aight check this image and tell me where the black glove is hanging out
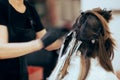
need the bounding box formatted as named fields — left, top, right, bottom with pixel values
left=41, top=27, right=69, bottom=47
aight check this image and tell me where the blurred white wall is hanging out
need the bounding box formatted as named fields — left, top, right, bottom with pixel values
left=81, top=0, right=120, bottom=10
left=81, top=0, right=120, bottom=71
left=109, top=14, right=120, bottom=71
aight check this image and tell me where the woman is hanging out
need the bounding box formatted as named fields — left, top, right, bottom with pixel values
left=48, top=8, right=118, bottom=80
left=0, top=0, right=68, bottom=80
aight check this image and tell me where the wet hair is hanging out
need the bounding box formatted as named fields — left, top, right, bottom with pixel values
left=73, top=8, right=115, bottom=80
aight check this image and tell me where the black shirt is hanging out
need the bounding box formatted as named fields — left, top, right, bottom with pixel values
left=0, top=0, right=44, bottom=80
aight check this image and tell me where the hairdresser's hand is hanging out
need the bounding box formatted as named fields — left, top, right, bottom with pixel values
left=41, top=26, right=69, bottom=47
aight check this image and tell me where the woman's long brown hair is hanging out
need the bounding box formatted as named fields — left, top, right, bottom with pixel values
left=76, top=8, right=116, bottom=80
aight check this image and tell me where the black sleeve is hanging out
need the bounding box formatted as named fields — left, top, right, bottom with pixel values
left=28, top=4, right=44, bottom=32
left=0, top=2, right=8, bottom=26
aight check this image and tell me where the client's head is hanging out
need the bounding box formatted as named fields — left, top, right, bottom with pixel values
left=73, top=8, right=115, bottom=79
left=74, top=8, right=112, bottom=43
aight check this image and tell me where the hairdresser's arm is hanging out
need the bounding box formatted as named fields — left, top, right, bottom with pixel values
left=0, top=25, right=43, bottom=59
left=36, top=29, right=63, bottom=51
left=0, top=25, right=68, bottom=59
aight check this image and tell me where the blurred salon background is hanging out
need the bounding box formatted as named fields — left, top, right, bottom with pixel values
left=22, top=0, right=120, bottom=80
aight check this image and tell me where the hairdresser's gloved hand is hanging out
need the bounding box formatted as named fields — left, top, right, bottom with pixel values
left=41, top=26, right=69, bottom=47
